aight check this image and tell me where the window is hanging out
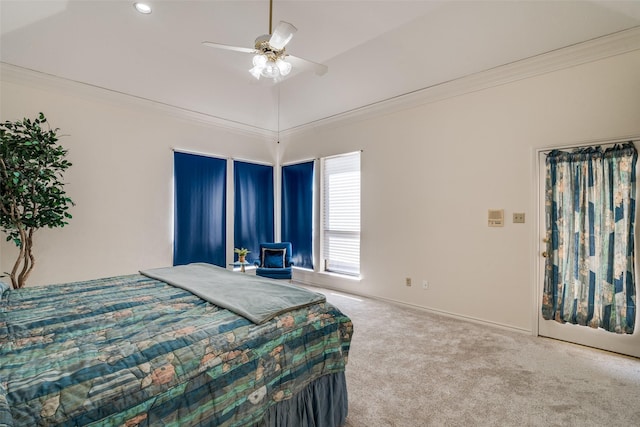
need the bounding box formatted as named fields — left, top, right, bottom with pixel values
left=234, top=161, right=274, bottom=261
left=322, top=152, right=360, bottom=276
left=282, top=161, right=315, bottom=269
left=173, top=152, right=226, bottom=267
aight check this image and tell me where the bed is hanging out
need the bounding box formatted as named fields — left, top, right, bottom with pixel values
left=0, top=263, right=352, bottom=426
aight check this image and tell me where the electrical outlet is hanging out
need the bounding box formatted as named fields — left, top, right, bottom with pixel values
left=422, top=280, right=429, bottom=290
left=513, top=213, right=525, bottom=223
left=405, top=277, right=412, bottom=287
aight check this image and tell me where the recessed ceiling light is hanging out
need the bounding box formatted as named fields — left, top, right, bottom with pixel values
left=134, top=2, right=152, bottom=14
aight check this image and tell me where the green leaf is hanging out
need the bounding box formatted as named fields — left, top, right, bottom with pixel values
left=0, top=112, right=74, bottom=272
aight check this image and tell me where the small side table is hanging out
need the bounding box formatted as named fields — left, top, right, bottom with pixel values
left=229, top=261, right=251, bottom=273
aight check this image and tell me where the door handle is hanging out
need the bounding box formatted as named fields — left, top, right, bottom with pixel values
left=542, top=251, right=549, bottom=258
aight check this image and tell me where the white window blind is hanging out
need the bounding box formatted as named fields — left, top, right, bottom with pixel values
left=322, top=151, right=360, bottom=276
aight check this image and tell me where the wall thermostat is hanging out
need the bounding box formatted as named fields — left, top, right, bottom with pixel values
left=488, top=209, right=504, bottom=227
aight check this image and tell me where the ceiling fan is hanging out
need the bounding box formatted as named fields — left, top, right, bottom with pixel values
left=202, top=0, right=328, bottom=81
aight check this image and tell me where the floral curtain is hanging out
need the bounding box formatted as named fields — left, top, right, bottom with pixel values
left=542, top=143, right=637, bottom=334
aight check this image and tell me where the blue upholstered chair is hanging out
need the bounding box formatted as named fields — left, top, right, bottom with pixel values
left=254, top=242, right=293, bottom=280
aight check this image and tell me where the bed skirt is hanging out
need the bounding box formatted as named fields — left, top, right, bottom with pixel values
left=263, top=372, right=348, bottom=427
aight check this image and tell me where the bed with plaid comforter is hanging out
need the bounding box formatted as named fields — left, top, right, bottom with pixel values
left=0, top=269, right=352, bottom=426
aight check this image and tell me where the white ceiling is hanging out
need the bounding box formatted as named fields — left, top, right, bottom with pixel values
left=2, top=1, right=640, bottom=133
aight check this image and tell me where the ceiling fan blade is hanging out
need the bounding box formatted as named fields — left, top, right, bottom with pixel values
left=202, top=41, right=255, bottom=54
left=287, top=55, right=328, bottom=76
left=269, top=21, right=297, bottom=50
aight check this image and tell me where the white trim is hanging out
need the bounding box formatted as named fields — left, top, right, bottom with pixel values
left=281, top=158, right=317, bottom=167
left=282, top=26, right=640, bottom=137
left=172, top=147, right=228, bottom=160
left=322, top=150, right=364, bottom=161
left=531, top=148, right=544, bottom=337
left=0, top=62, right=276, bottom=140
left=4, top=26, right=640, bottom=137
left=299, top=280, right=530, bottom=335
left=226, top=159, right=235, bottom=267
left=231, top=157, right=274, bottom=167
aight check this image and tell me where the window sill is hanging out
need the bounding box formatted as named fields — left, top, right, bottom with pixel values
left=291, top=267, right=361, bottom=282
left=292, top=266, right=314, bottom=272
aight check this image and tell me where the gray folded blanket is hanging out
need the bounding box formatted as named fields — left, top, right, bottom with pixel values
left=140, top=263, right=326, bottom=324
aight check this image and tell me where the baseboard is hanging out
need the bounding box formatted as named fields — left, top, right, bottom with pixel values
left=297, top=279, right=532, bottom=336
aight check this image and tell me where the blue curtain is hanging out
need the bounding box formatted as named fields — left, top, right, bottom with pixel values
left=282, top=161, right=314, bottom=269
left=173, top=152, right=226, bottom=267
left=234, top=161, right=274, bottom=263
left=542, top=143, right=637, bottom=334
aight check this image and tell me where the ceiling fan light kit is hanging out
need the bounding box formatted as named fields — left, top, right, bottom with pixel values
left=202, top=0, right=327, bottom=82
left=250, top=58, right=291, bottom=80
left=248, top=24, right=295, bottom=80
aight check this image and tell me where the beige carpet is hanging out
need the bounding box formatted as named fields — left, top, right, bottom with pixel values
left=313, top=287, right=640, bottom=427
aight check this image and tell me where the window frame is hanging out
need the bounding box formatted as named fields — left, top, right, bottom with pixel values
left=320, top=151, right=361, bottom=277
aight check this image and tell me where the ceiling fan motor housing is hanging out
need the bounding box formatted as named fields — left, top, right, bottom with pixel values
left=255, top=34, right=286, bottom=61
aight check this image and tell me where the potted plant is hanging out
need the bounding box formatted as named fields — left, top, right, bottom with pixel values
left=234, top=247, right=250, bottom=263
left=0, top=113, right=74, bottom=288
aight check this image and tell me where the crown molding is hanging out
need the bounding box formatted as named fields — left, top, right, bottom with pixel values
left=282, top=26, right=640, bottom=138
left=0, top=62, right=276, bottom=140
left=3, top=25, right=640, bottom=141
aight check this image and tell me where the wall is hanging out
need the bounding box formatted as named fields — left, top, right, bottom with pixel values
left=2, top=49, right=639, bottom=335
left=0, top=67, right=276, bottom=286
left=280, top=49, right=640, bottom=333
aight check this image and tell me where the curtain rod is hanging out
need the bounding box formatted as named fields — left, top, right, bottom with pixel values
left=538, top=135, right=640, bottom=154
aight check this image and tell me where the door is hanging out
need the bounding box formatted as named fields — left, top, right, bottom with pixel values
left=537, top=146, right=640, bottom=358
